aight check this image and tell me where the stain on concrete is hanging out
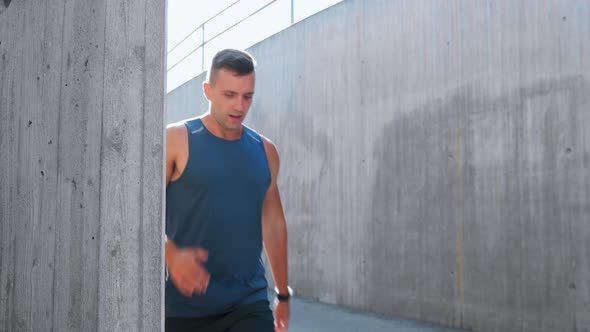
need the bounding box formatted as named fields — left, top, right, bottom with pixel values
left=104, top=123, right=127, bottom=158
left=368, top=76, right=590, bottom=330
left=0, top=0, right=11, bottom=15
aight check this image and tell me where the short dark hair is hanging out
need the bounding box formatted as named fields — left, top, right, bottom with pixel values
left=207, top=49, right=256, bottom=84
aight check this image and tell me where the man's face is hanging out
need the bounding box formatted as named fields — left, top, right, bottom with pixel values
left=204, top=68, right=255, bottom=132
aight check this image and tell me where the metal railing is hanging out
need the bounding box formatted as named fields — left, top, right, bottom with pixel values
left=166, top=0, right=294, bottom=74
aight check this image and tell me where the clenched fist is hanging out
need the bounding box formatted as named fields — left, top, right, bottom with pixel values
left=166, top=241, right=210, bottom=297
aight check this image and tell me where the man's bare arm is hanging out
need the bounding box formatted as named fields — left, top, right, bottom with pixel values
left=262, top=139, right=289, bottom=293
left=261, top=138, right=290, bottom=331
left=166, top=124, right=186, bottom=185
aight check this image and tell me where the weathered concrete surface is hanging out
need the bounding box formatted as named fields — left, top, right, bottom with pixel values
left=0, top=0, right=166, bottom=331
left=166, top=0, right=590, bottom=331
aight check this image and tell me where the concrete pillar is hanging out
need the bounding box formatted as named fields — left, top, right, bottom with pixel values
left=0, top=0, right=165, bottom=331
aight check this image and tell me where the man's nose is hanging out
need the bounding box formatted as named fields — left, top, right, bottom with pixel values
left=234, top=98, right=246, bottom=112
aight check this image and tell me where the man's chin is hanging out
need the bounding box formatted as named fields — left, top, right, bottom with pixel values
left=222, top=123, right=242, bottom=131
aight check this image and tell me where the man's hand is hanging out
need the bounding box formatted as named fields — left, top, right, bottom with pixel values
left=273, top=300, right=290, bottom=332
left=167, top=247, right=210, bottom=297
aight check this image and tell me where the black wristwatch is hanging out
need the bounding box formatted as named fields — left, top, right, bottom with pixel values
left=274, top=286, right=293, bottom=302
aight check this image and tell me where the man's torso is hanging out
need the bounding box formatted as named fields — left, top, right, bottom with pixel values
left=165, top=117, right=271, bottom=317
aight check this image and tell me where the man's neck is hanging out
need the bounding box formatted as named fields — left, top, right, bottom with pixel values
left=201, top=113, right=242, bottom=141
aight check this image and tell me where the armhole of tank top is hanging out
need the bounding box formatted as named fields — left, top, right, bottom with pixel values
left=169, top=121, right=192, bottom=184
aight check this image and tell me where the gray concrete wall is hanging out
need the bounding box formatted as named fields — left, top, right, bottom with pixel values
left=167, top=77, right=204, bottom=124
left=0, top=0, right=165, bottom=331
left=166, top=0, right=590, bottom=331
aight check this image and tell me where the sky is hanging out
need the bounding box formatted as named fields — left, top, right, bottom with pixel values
left=166, top=0, right=342, bottom=92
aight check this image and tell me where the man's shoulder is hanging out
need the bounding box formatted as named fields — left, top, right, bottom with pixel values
left=243, top=125, right=274, bottom=147
left=166, top=121, right=190, bottom=148
left=166, top=122, right=186, bottom=136
left=243, top=126, right=279, bottom=165
left=167, top=116, right=202, bottom=130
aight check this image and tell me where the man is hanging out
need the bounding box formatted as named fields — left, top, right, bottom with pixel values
left=165, top=49, right=291, bottom=332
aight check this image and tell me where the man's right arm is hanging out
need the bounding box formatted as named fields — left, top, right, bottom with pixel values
left=165, top=124, right=210, bottom=297
left=166, top=124, right=182, bottom=185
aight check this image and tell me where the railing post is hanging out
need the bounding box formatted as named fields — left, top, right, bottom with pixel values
left=202, top=25, right=205, bottom=72
left=290, top=0, right=294, bottom=24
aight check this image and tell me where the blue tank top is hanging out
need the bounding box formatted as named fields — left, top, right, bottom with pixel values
left=165, top=117, right=271, bottom=317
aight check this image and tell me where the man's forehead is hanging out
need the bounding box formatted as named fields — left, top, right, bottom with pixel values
left=212, top=69, right=255, bottom=91
left=215, top=68, right=254, bottom=79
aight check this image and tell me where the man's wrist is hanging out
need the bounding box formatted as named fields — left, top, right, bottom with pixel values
left=164, top=239, right=178, bottom=268
left=274, top=286, right=293, bottom=302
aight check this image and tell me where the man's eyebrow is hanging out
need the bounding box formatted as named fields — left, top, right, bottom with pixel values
left=221, top=90, right=254, bottom=95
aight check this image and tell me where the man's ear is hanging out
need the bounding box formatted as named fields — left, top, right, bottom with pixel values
left=202, top=81, right=211, bottom=101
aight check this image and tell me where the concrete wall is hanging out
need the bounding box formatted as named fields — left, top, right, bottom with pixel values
left=0, top=0, right=165, bottom=331
left=166, top=0, right=590, bottom=331
left=167, top=77, right=204, bottom=124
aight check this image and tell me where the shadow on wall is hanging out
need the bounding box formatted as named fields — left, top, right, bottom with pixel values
left=369, top=76, right=590, bottom=327
left=1, top=0, right=11, bottom=12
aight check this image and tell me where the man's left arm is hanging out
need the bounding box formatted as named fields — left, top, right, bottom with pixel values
left=262, top=138, right=289, bottom=332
